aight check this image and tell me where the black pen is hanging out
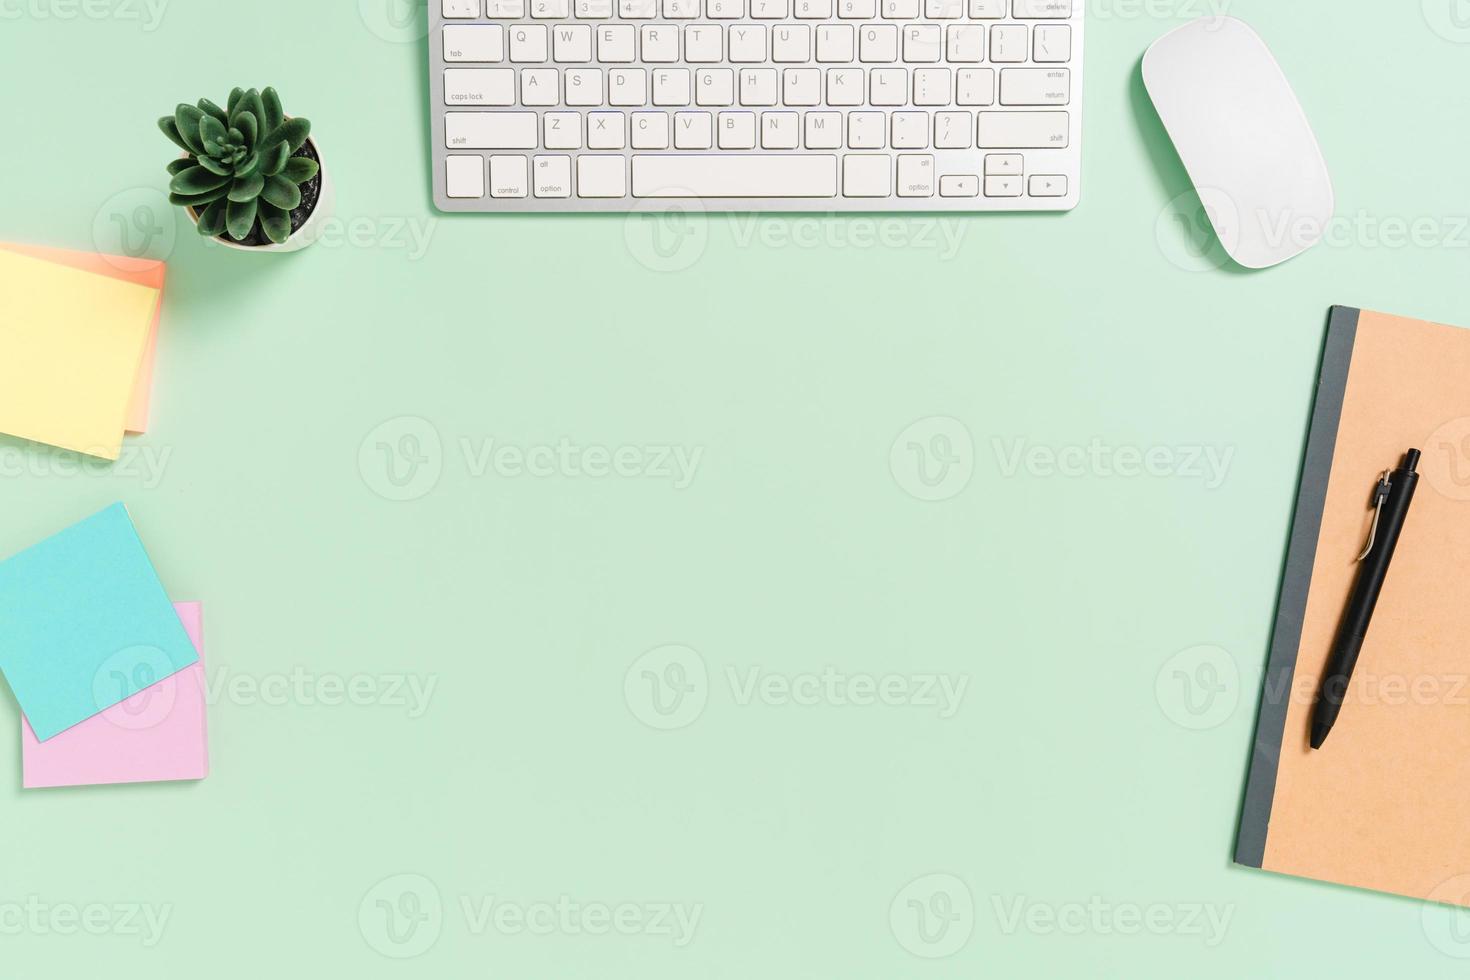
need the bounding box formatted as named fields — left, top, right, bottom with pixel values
left=1311, top=449, right=1421, bottom=749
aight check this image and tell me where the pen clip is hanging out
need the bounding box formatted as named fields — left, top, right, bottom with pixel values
left=1357, top=471, right=1392, bottom=562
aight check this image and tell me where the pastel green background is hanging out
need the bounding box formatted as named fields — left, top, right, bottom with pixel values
left=3, top=0, right=1470, bottom=974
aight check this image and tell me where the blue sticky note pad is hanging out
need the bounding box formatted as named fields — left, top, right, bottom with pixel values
left=0, top=503, right=198, bottom=741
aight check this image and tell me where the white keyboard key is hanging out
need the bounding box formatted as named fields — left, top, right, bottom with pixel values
left=897, top=154, right=934, bottom=196
left=925, top=0, right=963, bottom=17
left=543, top=111, right=582, bottom=148
left=805, top=110, right=842, bottom=148
left=751, top=0, right=789, bottom=16
left=577, top=155, right=627, bottom=197
left=443, top=26, right=504, bottom=63
left=621, top=0, right=658, bottom=15
left=642, top=25, right=679, bottom=62
left=486, top=0, right=525, bottom=14
left=838, top=0, right=877, bottom=17
left=984, top=153, right=1021, bottom=174
left=939, top=173, right=978, bottom=196
left=934, top=110, right=971, bottom=147
left=946, top=24, right=983, bottom=63
left=553, top=24, right=593, bottom=61
left=633, top=110, right=671, bottom=147
left=446, top=155, right=486, bottom=197
left=989, top=25, right=1027, bottom=62
left=444, top=0, right=479, bottom=17
left=674, top=110, right=714, bottom=147
left=565, top=67, right=605, bottom=105
left=664, top=0, right=699, bottom=15
left=718, top=110, right=757, bottom=147
left=842, top=154, right=890, bottom=196
left=817, top=25, right=854, bottom=62
left=880, top=0, right=918, bottom=18
left=984, top=174, right=1021, bottom=196
left=609, top=67, right=648, bottom=105
left=706, top=0, right=743, bottom=16
left=684, top=25, right=723, bottom=62
left=444, top=68, right=515, bottom=106
left=1033, top=24, right=1071, bottom=62
left=967, top=0, right=1002, bottom=16
left=913, top=67, right=950, bottom=105
left=588, top=110, right=627, bottom=147
left=1013, top=0, right=1071, bottom=17
left=446, top=111, right=539, bottom=148
left=773, top=25, right=811, bottom=62
left=730, top=25, right=768, bottom=63
left=977, top=110, right=1067, bottom=147
left=633, top=154, right=838, bottom=196
left=848, top=110, right=885, bottom=148
left=783, top=68, right=821, bottom=106
left=534, top=155, right=573, bottom=196
left=1028, top=174, right=1067, bottom=196
left=826, top=68, right=864, bottom=105
left=696, top=67, right=735, bottom=104
left=521, top=67, right=560, bottom=105
left=794, top=0, right=832, bottom=16
left=490, top=154, right=528, bottom=196
left=653, top=67, right=692, bottom=105
left=739, top=68, right=778, bottom=105
left=891, top=111, right=928, bottom=148
left=761, top=111, right=800, bottom=147
left=860, top=25, right=898, bottom=62
left=869, top=68, right=907, bottom=106
left=956, top=67, right=995, bottom=105
left=903, top=25, right=941, bottom=62
left=1001, top=67, right=1069, bottom=105
left=598, top=24, right=636, bottom=61
left=510, top=25, right=549, bottom=61
left=531, top=0, right=570, bottom=17
left=576, top=0, right=613, bottom=16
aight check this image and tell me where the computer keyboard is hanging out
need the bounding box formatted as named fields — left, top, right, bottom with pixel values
left=430, top=0, right=1082, bottom=212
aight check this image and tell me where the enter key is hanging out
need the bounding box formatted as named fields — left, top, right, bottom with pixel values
left=999, top=68, right=1070, bottom=106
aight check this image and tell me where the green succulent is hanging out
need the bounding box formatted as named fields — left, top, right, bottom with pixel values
left=159, top=87, right=318, bottom=245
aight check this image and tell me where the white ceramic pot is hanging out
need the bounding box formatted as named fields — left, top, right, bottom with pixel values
left=187, top=137, right=334, bottom=254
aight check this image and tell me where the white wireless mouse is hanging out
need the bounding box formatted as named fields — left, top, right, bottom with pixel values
left=1143, top=17, right=1334, bottom=270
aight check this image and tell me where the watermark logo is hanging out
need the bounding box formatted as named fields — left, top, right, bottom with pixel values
left=1424, top=875, right=1470, bottom=957
left=890, top=873, right=974, bottom=959
left=360, top=0, right=428, bottom=42
left=992, top=895, right=1233, bottom=946
left=992, top=438, right=1234, bottom=488
left=0, top=898, right=171, bottom=946
left=92, top=187, right=177, bottom=270
left=359, top=874, right=443, bottom=959
left=890, top=416, right=974, bottom=502
left=728, top=214, right=966, bottom=260
left=625, top=644, right=708, bottom=730
left=1426, top=417, right=1470, bottom=501
left=0, top=0, right=169, bottom=29
left=359, top=416, right=444, bottom=502
left=91, top=646, right=179, bottom=732
left=1424, top=0, right=1470, bottom=43
left=1156, top=186, right=1238, bottom=273
left=625, top=193, right=708, bottom=273
left=1155, top=644, right=1238, bottom=730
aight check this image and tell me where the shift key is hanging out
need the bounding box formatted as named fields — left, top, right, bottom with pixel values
left=977, top=111, right=1068, bottom=148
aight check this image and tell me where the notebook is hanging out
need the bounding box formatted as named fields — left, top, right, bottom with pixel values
left=1237, top=307, right=1470, bottom=906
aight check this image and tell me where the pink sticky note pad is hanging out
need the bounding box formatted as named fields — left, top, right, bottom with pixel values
left=0, top=242, right=165, bottom=435
left=21, top=601, right=209, bottom=789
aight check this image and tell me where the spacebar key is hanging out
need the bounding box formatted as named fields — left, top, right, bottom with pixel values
left=632, top=155, right=838, bottom=198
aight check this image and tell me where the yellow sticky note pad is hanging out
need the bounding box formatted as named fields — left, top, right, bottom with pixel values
left=0, top=250, right=159, bottom=459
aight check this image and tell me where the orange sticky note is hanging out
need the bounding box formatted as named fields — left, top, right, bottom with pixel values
left=0, top=243, right=165, bottom=434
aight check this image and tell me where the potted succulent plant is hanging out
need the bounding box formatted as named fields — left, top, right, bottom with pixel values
left=159, top=87, right=332, bottom=252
